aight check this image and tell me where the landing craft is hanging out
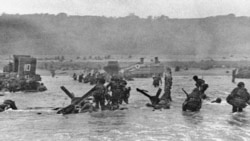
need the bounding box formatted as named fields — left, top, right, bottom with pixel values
left=1, top=55, right=45, bottom=92
left=103, top=57, right=165, bottom=79
left=122, top=57, right=165, bottom=78
left=3, top=55, right=41, bottom=81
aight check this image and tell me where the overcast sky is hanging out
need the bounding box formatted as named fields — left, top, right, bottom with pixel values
left=0, top=0, right=250, bottom=18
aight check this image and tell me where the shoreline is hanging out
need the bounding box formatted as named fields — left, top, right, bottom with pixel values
left=35, top=67, right=233, bottom=77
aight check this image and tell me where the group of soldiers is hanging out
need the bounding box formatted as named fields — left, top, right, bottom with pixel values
left=182, top=75, right=209, bottom=112
left=60, top=74, right=131, bottom=114
left=69, top=69, right=250, bottom=114
left=73, top=70, right=110, bottom=85
left=2, top=68, right=250, bottom=114
left=149, top=73, right=207, bottom=112
left=182, top=75, right=250, bottom=113
left=0, top=77, right=47, bottom=93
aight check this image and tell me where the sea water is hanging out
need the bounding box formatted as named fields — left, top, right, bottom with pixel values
left=0, top=74, right=250, bottom=141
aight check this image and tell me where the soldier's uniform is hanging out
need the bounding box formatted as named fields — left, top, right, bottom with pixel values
left=78, top=74, right=83, bottom=83
left=227, top=82, right=250, bottom=112
left=8, top=79, right=18, bottom=93
left=153, top=75, right=162, bottom=87
left=119, top=80, right=130, bottom=104
left=107, top=78, right=122, bottom=108
left=92, top=78, right=106, bottom=110
left=193, top=76, right=209, bottom=99
left=182, top=88, right=202, bottom=111
left=73, top=73, right=77, bottom=81
left=0, top=100, right=17, bottom=112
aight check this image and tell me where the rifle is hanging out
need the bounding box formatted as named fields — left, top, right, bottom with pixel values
left=182, top=88, right=189, bottom=98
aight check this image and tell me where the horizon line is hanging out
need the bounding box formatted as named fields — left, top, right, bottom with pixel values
left=0, top=12, right=247, bottom=20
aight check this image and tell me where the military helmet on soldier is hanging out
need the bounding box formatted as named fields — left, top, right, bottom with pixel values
left=193, top=75, right=198, bottom=81
left=237, top=82, right=245, bottom=88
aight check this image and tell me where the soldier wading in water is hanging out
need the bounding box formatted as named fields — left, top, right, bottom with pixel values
left=152, top=74, right=162, bottom=87
left=182, top=88, right=202, bottom=112
left=0, top=100, right=18, bottom=112
left=118, top=79, right=131, bottom=104
left=106, top=76, right=130, bottom=110
left=227, top=82, right=250, bottom=113
left=193, top=75, right=209, bottom=99
left=92, top=78, right=107, bottom=110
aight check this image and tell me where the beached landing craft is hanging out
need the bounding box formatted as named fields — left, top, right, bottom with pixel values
left=102, top=57, right=164, bottom=80
left=0, top=55, right=46, bottom=92
left=122, top=57, right=165, bottom=78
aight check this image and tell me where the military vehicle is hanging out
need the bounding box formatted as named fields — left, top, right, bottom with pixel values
left=0, top=55, right=45, bottom=92
left=122, top=57, right=165, bottom=78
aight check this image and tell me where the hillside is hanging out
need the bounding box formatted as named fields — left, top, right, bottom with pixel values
left=0, top=13, right=250, bottom=56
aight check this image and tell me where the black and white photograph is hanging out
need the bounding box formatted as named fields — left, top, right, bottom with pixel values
left=0, top=0, right=250, bottom=140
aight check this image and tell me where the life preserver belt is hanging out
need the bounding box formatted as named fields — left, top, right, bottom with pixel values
left=135, top=64, right=140, bottom=69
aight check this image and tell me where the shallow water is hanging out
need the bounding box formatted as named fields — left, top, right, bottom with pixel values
left=1, top=74, right=250, bottom=141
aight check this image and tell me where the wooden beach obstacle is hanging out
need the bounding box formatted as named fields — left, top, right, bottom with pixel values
left=57, top=86, right=96, bottom=115
left=136, top=88, right=162, bottom=107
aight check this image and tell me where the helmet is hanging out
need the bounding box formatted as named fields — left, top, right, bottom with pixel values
left=237, top=82, right=245, bottom=87
left=193, top=75, right=198, bottom=80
